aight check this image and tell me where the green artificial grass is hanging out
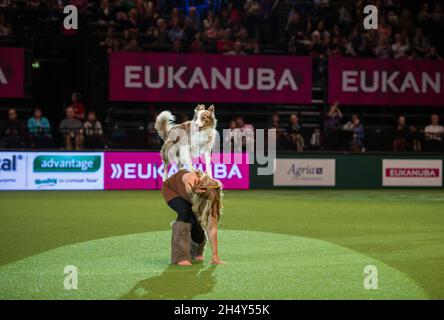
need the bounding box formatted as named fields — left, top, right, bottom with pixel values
left=0, top=190, right=443, bottom=299
left=0, top=230, right=426, bottom=299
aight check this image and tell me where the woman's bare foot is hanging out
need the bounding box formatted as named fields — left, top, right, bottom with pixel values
left=210, top=255, right=225, bottom=265
left=194, top=255, right=204, bottom=261
left=177, top=260, right=192, bottom=266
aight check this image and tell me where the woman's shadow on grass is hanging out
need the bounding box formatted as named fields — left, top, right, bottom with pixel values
left=120, top=263, right=217, bottom=300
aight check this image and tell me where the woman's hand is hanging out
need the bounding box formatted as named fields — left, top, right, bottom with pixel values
left=190, top=179, right=206, bottom=193
left=210, top=255, right=225, bottom=265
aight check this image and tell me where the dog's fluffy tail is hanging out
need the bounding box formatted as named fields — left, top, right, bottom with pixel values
left=155, top=111, right=176, bottom=141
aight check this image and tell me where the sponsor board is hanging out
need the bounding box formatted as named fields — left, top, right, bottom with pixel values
left=104, top=152, right=249, bottom=190
left=26, top=152, right=104, bottom=190
left=109, top=52, right=312, bottom=104
left=382, top=160, right=442, bottom=187
left=273, top=159, right=336, bottom=186
left=328, top=58, right=444, bottom=106
left=0, top=47, right=24, bottom=98
left=0, top=152, right=27, bottom=190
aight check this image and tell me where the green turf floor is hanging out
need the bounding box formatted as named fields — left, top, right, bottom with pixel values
left=0, top=190, right=443, bottom=299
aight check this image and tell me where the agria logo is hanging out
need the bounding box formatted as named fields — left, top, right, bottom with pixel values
left=33, top=155, right=101, bottom=173
left=0, top=154, right=24, bottom=172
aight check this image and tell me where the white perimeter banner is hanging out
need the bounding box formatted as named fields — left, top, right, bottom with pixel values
left=0, top=152, right=104, bottom=190
left=382, top=159, right=443, bottom=187
left=26, top=152, right=104, bottom=190
left=273, top=159, right=336, bottom=186
left=0, top=152, right=27, bottom=190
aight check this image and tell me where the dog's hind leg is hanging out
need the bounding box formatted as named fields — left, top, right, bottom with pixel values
left=161, top=143, right=172, bottom=181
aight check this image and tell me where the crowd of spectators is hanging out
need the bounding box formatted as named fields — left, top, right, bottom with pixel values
left=2, top=99, right=443, bottom=152
left=1, top=92, right=105, bottom=150
left=284, top=0, right=443, bottom=60
left=96, top=0, right=264, bottom=55
left=1, top=1, right=442, bottom=59
left=262, top=103, right=443, bottom=153
left=94, top=0, right=443, bottom=59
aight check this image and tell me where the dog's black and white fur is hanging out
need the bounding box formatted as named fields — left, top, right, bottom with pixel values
left=155, top=104, right=217, bottom=181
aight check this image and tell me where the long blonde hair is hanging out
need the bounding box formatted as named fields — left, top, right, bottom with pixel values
left=191, top=171, right=223, bottom=228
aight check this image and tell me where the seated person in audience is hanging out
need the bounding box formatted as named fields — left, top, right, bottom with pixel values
left=69, top=92, right=86, bottom=121
left=59, top=107, right=84, bottom=150
left=223, top=119, right=238, bottom=152
left=393, top=115, right=411, bottom=152
left=235, top=116, right=255, bottom=151
left=27, top=107, right=53, bottom=148
left=343, top=114, right=365, bottom=152
left=269, top=113, right=287, bottom=151
left=2, top=108, right=25, bottom=149
left=424, top=114, right=444, bottom=152
left=83, top=111, right=105, bottom=149
left=286, top=113, right=304, bottom=152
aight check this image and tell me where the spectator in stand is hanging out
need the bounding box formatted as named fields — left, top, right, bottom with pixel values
left=27, top=107, right=53, bottom=148
left=223, top=119, right=238, bottom=152
left=235, top=116, right=254, bottom=150
left=124, top=37, right=142, bottom=51
left=84, top=111, right=105, bottom=149
left=374, top=36, right=391, bottom=59
left=60, top=107, right=84, bottom=150
left=69, top=92, right=86, bottom=120
left=225, top=40, right=246, bottom=55
left=235, top=116, right=254, bottom=132
left=168, top=18, right=184, bottom=43
left=393, top=115, right=411, bottom=152
left=100, top=26, right=120, bottom=53
left=412, top=27, right=431, bottom=57
left=96, top=0, right=114, bottom=24
left=343, top=114, right=365, bottom=152
left=286, top=113, right=304, bottom=152
left=391, top=33, right=409, bottom=59
left=0, top=13, right=12, bottom=36
left=324, top=101, right=343, bottom=150
left=269, top=113, right=286, bottom=151
left=425, top=47, right=443, bottom=60
left=2, top=108, right=25, bottom=149
left=424, top=114, right=444, bottom=152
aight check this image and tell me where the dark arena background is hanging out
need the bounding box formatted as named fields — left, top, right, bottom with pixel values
left=1, top=0, right=444, bottom=305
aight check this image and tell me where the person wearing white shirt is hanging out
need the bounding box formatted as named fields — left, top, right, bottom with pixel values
left=424, top=114, right=444, bottom=152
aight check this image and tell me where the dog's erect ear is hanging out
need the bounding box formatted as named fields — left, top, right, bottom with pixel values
left=208, top=105, right=215, bottom=113
left=195, top=104, right=205, bottom=112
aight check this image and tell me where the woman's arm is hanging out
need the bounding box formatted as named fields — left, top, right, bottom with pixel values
left=206, top=214, right=224, bottom=264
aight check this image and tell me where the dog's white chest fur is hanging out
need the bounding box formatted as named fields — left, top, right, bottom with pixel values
left=190, top=128, right=215, bottom=157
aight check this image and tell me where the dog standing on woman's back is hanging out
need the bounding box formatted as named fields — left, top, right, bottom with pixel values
left=155, top=104, right=217, bottom=181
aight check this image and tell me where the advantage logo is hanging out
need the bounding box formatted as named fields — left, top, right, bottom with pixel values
left=33, top=155, right=101, bottom=173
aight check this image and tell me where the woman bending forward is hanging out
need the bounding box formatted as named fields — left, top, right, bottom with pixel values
left=162, top=169, right=224, bottom=265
